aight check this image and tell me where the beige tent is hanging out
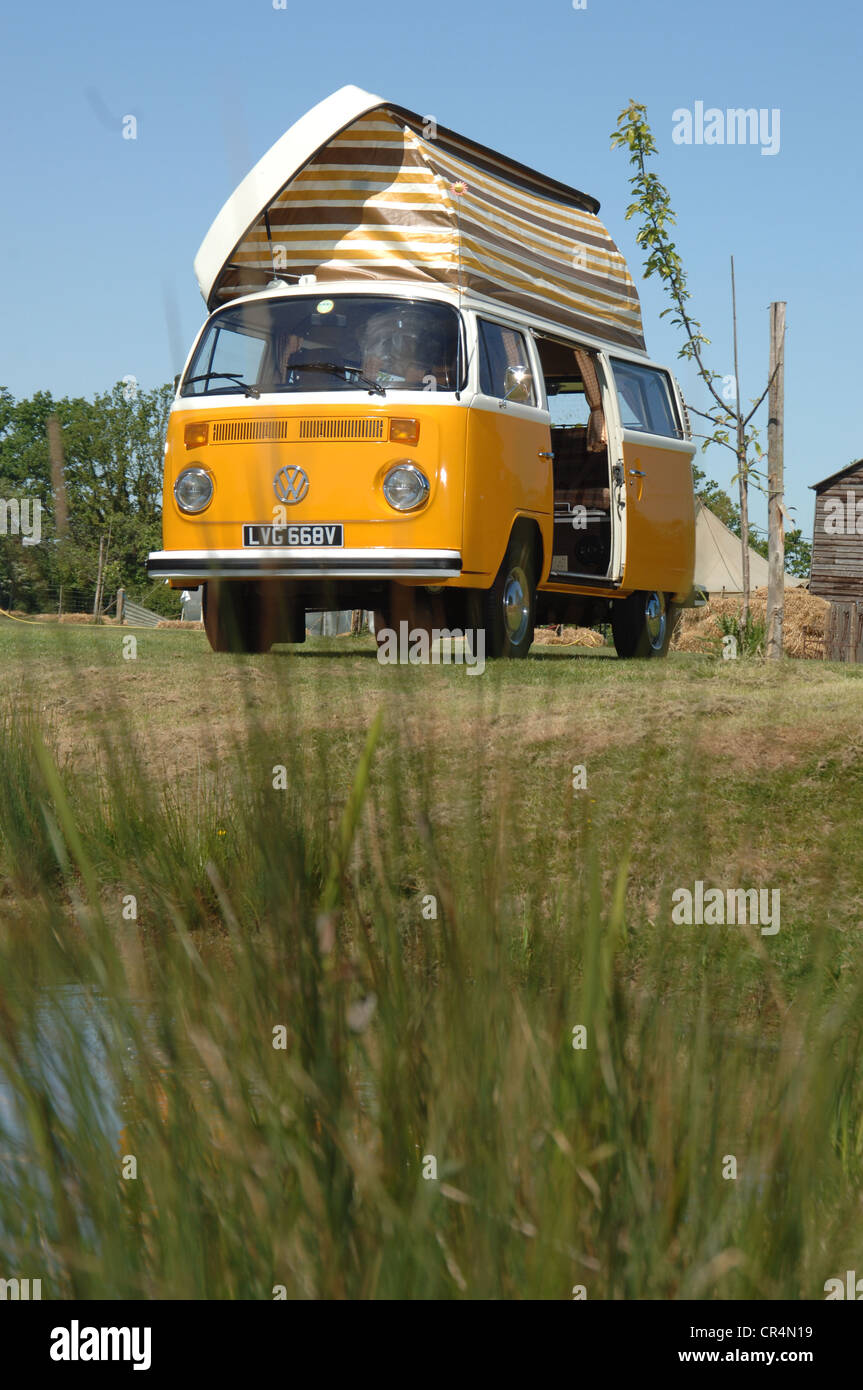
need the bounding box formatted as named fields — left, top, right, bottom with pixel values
left=695, top=500, right=804, bottom=596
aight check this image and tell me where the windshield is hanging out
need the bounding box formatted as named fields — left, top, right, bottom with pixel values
left=181, top=295, right=463, bottom=397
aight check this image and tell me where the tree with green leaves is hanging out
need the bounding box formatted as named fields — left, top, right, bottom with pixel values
left=611, top=102, right=782, bottom=625
left=0, top=380, right=174, bottom=615
left=692, top=460, right=740, bottom=533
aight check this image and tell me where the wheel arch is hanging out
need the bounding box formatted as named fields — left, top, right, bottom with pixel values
left=505, top=514, right=545, bottom=584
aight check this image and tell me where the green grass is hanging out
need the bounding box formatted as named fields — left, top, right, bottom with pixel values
left=0, top=621, right=862, bottom=1298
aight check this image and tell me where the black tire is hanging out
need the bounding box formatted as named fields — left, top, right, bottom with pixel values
left=283, top=605, right=307, bottom=643
left=476, top=531, right=537, bottom=659
left=260, top=586, right=306, bottom=645
left=611, top=589, right=675, bottom=659
left=372, top=587, right=402, bottom=652
left=203, top=582, right=272, bottom=654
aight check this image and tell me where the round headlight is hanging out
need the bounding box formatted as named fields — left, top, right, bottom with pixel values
left=174, top=467, right=214, bottom=514
left=382, top=463, right=430, bottom=512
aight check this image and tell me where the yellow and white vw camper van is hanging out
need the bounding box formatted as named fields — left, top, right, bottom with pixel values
left=148, top=86, right=695, bottom=659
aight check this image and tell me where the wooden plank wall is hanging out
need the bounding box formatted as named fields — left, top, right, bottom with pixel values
left=810, top=464, right=863, bottom=602
left=825, top=601, right=863, bottom=663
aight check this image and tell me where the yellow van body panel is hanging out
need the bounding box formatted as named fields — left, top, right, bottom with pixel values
left=463, top=406, right=553, bottom=583
left=619, top=439, right=695, bottom=598
left=159, top=403, right=694, bottom=601
left=162, top=401, right=467, bottom=563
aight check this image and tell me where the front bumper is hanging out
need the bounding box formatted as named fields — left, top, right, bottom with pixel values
left=147, top=548, right=462, bottom=581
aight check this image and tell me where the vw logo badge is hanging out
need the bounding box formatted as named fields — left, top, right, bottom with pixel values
left=273, top=465, right=309, bottom=505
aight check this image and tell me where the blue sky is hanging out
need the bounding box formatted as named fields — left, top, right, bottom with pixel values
left=1, top=0, right=860, bottom=538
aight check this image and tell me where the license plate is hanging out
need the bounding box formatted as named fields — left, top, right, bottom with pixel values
left=243, top=523, right=343, bottom=547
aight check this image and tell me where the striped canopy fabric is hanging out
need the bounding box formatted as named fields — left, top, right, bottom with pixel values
left=206, top=102, right=645, bottom=352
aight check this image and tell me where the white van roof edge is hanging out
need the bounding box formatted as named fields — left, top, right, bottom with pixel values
left=194, top=86, right=385, bottom=309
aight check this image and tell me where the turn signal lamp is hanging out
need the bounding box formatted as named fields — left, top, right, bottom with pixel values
left=184, top=422, right=209, bottom=449
left=388, top=418, right=420, bottom=445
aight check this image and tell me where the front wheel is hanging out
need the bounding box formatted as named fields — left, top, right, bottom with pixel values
left=476, top=532, right=537, bottom=659
left=611, top=590, right=675, bottom=659
left=203, top=582, right=272, bottom=653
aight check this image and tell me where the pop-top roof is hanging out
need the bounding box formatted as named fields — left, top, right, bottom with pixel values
left=194, top=85, right=645, bottom=351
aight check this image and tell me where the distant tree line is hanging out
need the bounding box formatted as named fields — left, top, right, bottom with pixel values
left=0, top=380, right=180, bottom=615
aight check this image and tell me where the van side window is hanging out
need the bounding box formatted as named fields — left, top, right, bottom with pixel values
left=611, top=360, right=680, bottom=438
left=478, top=321, right=536, bottom=404
left=547, top=382, right=591, bottom=429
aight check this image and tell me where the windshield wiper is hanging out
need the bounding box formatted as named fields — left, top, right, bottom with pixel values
left=291, top=362, right=386, bottom=397
left=184, top=372, right=260, bottom=398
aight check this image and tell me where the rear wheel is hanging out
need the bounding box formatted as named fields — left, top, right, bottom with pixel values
left=476, top=531, right=537, bottom=659
left=611, top=589, right=675, bottom=659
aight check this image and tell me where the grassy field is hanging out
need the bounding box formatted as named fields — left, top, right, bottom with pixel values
left=1, top=617, right=862, bottom=1299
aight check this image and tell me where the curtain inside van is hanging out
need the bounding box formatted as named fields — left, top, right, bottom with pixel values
left=574, top=349, right=607, bottom=453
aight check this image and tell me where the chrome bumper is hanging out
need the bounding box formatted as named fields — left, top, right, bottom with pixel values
left=147, top=548, right=462, bottom=581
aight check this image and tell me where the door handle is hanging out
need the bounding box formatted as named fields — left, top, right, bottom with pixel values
left=629, top=469, right=646, bottom=477
left=538, top=451, right=554, bottom=460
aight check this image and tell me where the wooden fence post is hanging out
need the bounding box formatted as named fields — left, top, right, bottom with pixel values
left=93, top=536, right=105, bottom=623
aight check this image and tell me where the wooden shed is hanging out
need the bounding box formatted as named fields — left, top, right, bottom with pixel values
left=810, top=459, right=863, bottom=661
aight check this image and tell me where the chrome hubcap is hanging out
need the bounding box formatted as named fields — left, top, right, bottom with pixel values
left=645, top=592, right=667, bottom=650
left=503, top=565, right=531, bottom=645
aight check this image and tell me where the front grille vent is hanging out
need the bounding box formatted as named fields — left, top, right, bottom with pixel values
left=210, top=417, right=386, bottom=444
left=211, top=419, right=292, bottom=443
left=298, top=417, right=385, bottom=441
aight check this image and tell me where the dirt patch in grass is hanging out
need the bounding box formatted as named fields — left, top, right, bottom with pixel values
left=694, top=719, right=838, bottom=772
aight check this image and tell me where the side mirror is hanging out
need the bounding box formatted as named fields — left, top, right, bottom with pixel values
left=503, top=364, right=533, bottom=404
left=173, top=374, right=181, bottom=393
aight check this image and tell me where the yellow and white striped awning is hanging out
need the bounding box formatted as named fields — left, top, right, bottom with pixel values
left=195, top=87, right=645, bottom=352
